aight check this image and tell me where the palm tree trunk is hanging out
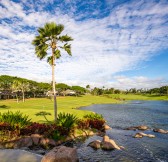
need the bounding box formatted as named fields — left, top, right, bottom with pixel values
left=22, top=90, right=25, bottom=102
left=52, top=47, right=57, bottom=122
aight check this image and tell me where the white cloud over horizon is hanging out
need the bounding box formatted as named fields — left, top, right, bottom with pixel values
left=0, top=0, right=168, bottom=89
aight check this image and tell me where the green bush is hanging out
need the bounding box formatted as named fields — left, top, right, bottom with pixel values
left=83, top=113, right=104, bottom=120
left=57, top=112, right=78, bottom=133
left=0, top=111, right=31, bottom=129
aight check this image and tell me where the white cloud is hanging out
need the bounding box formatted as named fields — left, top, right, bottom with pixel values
left=0, top=0, right=168, bottom=89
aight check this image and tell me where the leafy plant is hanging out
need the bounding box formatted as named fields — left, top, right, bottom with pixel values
left=0, top=111, right=31, bottom=129
left=20, top=122, right=55, bottom=136
left=57, top=112, right=78, bottom=133
left=88, top=119, right=105, bottom=130
left=84, top=113, right=104, bottom=120
left=77, top=119, right=90, bottom=130
left=35, top=111, right=51, bottom=122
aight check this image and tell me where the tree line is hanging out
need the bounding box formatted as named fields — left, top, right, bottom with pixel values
left=0, top=75, right=86, bottom=101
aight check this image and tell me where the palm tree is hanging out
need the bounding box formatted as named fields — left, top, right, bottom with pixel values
left=32, top=22, right=73, bottom=122
left=12, top=80, right=30, bottom=102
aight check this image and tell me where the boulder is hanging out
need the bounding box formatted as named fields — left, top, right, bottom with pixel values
left=104, top=124, right=112, bottom=130
left=126, top=125, right=148, bottom=131
left=153, top=129, right=168, bottom=134
left=31, top=134, right=42, bottom=145
left=14, top=137, right=33, bottom=148
left=40, top=138, right=56, bottom=147
left=134, top=133, right=143, bottom=138
left=102, top=135, right=110, bottom=142
left=136, top=125, right=148, bottom=130
left=41, top=146, right=78, bottom=162
left=101, top=135, right=121, bottom=150
left=88, top=140, right=101, bottom=149
left=134, top=132, right=155, bottom=138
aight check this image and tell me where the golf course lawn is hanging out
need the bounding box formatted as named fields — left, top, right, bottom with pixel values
left=0, top=95, right=119, bottom=122
left=0, top=94, right=167, bottom=123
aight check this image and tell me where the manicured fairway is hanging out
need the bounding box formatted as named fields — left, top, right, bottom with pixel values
left=0, top=95, right=119, bottom=122
left=1, top=94, right=167, bottom=123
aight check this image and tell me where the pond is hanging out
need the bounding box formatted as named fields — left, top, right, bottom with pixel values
left=77, top=100, right=168, bottom=162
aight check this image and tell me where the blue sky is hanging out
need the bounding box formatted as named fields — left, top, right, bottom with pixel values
left=0, top=0, right=168, bottom=89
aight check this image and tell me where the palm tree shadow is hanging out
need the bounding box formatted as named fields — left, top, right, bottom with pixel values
left=0, top=105, right=10, bottom=109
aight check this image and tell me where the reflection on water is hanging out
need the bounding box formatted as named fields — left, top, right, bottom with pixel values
left=78, top=101, right=168, bottom=162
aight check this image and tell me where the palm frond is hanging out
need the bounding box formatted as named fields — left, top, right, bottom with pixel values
left=59, top=35, right=73, bottom=42
left=47, top=56, right=53, bottom=65
left=54, top=49, right=61, bottom=59
left=61, top=43, right=72, bottom=55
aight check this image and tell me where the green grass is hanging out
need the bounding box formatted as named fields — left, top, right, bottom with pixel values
left=1, top=94, right=167, bottom=123
left=106, top=94, right=168, bottom=101
left=0, top=95, right=119, bottom=122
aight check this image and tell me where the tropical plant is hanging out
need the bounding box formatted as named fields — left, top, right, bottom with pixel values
left=57, top=112, right=78, bottom=133
left=84, top=113, right=104, bottom=120
left=0, top=111, right=31, bottom=129
left=35, top=111, right=51, bottom=122
left=32, top=22, right=73, bottom=122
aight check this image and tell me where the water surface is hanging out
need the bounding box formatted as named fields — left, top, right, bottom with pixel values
left=78, top=100, right=168, bottom=162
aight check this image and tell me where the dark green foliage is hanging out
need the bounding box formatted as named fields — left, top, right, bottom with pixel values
left=57, top=112, right=78, bottom=133
left=0, top=111, right=31, bottom=129
left=35, top=111, right=51, bottom=122
left=84, top=113, right=104, bottom=120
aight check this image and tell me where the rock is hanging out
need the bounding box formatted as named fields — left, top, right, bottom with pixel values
left=136, top=125, right=148, bottom=130
left=4, top=141, right=15, bottom=149
left=88, top=140, right=101, bottom=149
left=102, top=135, right=110, bottom=142
left=109, top=139, right=121, bottom=150
left=125, top=127, right=137, bottom=131
left=88, top=131, right=95, bottom=136
left=41, top=146, right=78, bottom=162
left=126, top=125, right=148, bottom=131
left=31, top=134, right=42, bottom=145
left=104, top=124, right=112, bottom=130
left=153, top=129, right=168, bottom=134
left=14, top=137, right=33, bottom=148
left=147, top=134, right=155, bottom=138
left=101, top=135, right=121, bottom=150
left=0, top=143, right=4, bottom=149
left=119, top=146, right=125, bottom=149
left=134, top=133, right=143, bottom=138
left=48, top=139, right=56, bottom=146
left=134, top=132, right=155, bottom=138
left=40, top=138, right=56, bottom=147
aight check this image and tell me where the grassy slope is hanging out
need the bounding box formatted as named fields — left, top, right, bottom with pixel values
left=0, top=95, right=119, bottom=122
left=107, top=94, right=168, bottom=100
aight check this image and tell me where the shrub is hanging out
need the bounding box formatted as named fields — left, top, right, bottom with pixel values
left=77, top=119, right=90, bottom=130
left=20, top=122, right=55, bottom=136
left=83, top=113, right=105, bottom=131
left=83, top=113, right=104, bottom=120
left=0, top=111, right=31, bottom=129
left=57, top=112, right=78, bottom=133
left=88, top=119, right=105, bottom=130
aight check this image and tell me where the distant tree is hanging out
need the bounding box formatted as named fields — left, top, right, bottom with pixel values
left=86, top=85, right=90, bottom=89
left=114, top=89, right=121, bottom=94
left=32, top=22, right=73, bottom=122
left=71, top=86, right=86, bottom=95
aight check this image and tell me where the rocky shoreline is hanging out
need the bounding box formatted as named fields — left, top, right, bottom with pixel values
left=0, top=125, right=167, bottom=162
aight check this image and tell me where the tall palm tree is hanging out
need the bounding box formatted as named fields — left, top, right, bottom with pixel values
left=32, top=22, right=73, bottom=122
